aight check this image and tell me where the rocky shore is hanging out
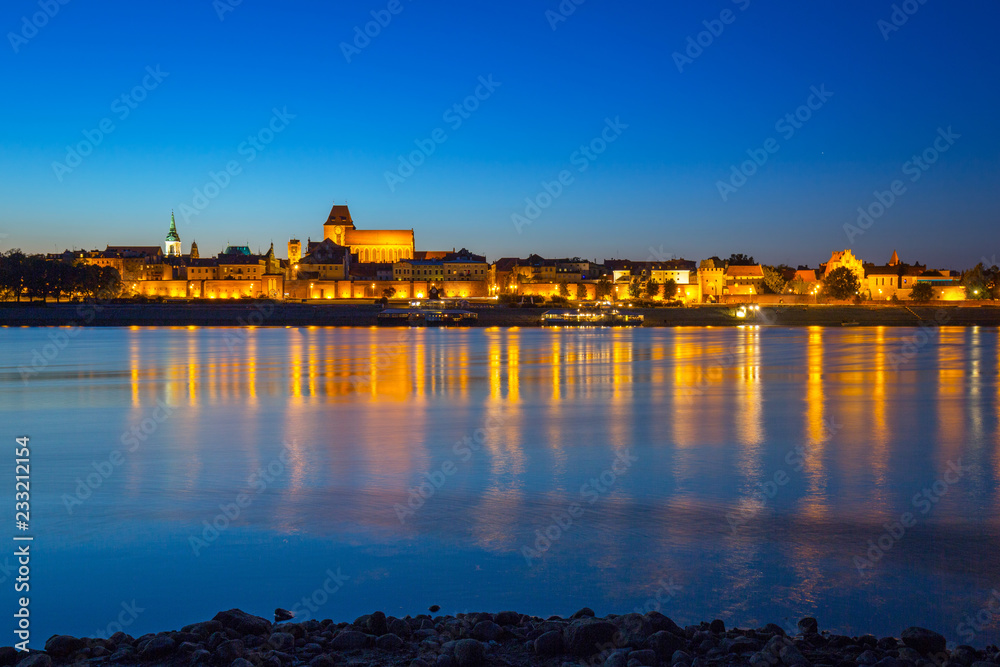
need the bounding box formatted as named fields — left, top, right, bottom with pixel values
left=5, top=608, right=999, bottom=667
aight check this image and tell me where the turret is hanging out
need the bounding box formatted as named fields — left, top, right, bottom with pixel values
left=165, top=211, right=181, bottom=256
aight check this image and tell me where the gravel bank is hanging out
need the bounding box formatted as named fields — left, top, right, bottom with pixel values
left=6, top=608, right=999, bottom=667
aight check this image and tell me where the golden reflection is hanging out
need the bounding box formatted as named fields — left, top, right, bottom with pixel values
left=290, top=329, right=303, bottom=400
left=247, top=329, right=257, bottom=402
left=187, top=331, right=198, bottom=405
left=801, top=327, right=829, bottom=522
left=488, top=330, right=502, bottom=400
left=805, top=327, right=824, bottom=446
left=871, top=327, right=889, bottom=488
left=507, top=329, right=520, bottom=402
left=129, top=329, right=140, bottom=406
left=938, top=328, right=965, bottom=460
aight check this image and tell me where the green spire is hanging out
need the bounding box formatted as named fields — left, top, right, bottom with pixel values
left=166, top=210, right=180, bottom=242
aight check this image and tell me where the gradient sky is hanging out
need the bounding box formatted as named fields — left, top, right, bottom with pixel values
left=1, top=0, right=998, bottom=268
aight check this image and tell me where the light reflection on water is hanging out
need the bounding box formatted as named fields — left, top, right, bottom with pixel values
left=1, top=325, right=999, bottom=645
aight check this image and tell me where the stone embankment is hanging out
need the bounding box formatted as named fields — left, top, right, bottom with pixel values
left=5, top=607, right=999, bottom=667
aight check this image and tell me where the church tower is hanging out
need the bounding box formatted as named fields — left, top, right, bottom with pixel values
left=189, top=240, right=199, bottom=259
left=165, top=212, right=182, bottom=257
left=288, top=239, right=301, bottom=265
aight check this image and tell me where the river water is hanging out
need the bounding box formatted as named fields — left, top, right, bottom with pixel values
left=1, top=325, right=998, bottom=646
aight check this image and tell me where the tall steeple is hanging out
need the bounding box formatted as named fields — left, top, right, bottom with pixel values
left=889, top=249, right=900, bottom=266
left=165, top=211, right=182, bottom=256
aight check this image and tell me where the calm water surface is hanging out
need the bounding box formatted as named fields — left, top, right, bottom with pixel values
left=2, top=326, right=999, bottom=646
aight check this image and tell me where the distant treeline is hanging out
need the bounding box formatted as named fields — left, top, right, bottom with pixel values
left=0, top=250, right=122, bottom=302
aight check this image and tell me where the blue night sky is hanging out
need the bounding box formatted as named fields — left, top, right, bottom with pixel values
left=1, top=0, right=998, bottom=268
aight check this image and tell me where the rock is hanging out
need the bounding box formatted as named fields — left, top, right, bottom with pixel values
left=232, top=660, right=255, bottom=667
left=878, top=637, right=899, bottom=650
left=454, top=638, right=486, bottom=667
left=367, top=611, right=389, bottom=636
left=268, top=632, right=295, bottom=652
left=571, top=607, right=597, bottom=619
left=798, top=618, right=819, bottom=635
left=140, top=635, right=176, bottom=659
left=630, top=648, right=658, bottom=665
left=43, top=635, right=86, bottom=658
left=710, top=619, right=726, bottom=634
left=213, top=609, right=272, bottom=636
left=108, top=630, right=135, bottom=645
left=309, top=656, right=336, bottom=667
left=646, top=631, right=686, bottom=659
left=495, top=611, right=520, bottom=626
left=901, top=628, right=947, bottom=655
left=763, top=624, right=787, bottom=637
left=376, top=633, right=405, bottom=651
left=673, top=649, right=694, bottom=665
left=779, top=643, right=810, bottom=666
left=0, top=647, right=17, bottom=667
left=564, top=619, right=619, bottom=656
left=858, top=650, right=880, bottom=664
left=17, top=656, right=52, bottom=667
left=429, top=605, right=441, bottom=613
left=953, top=647, right=978, bottom=665
left=330, top=630, right=370, bottom=650
left=535, top=630, right=564, bottom=655
left=646, top=611, right=684, bottom=636
left=874, top=658, right=907, bottom=667
left=436, top=654, right=457, bottom=667
left=971, top=662, right=1000, bottom=667
left=749, top=651, right=774, bottom=666
left=472, top=620, right=503, bottom=642
left=275, top=608, right=295, bottom=622
left=390, top=617, right=412, bottom=637
left=613, top=613, right=655, bottom=647
left=898, top=648, right=924, bottom=663
left=729, top=636, right=760, bottom=654
left=216, top=639, right=246, bottom=662
left=605, top=649, right=630, bottom=667
left=190, top=648, right=213, bottom=663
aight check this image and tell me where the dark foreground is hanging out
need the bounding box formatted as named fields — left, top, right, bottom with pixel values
left=3, top=302, right=1000, bottom=327
left=5, top=608, right=999, bottom=667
